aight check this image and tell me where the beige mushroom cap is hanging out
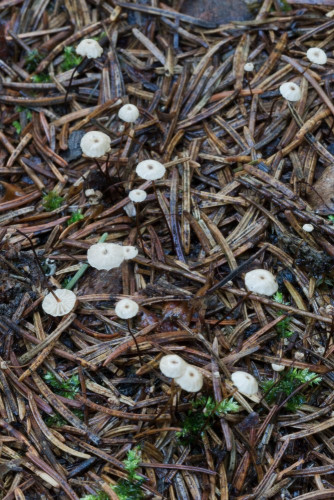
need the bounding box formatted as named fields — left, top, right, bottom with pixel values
left=115, top=298, right=139, bottom=319
left=42, top=289, right=77, bottom=317
left=80, top=131, right=111, bottom=158
left=244, top=269, right=278, bottom=296
left=279, top=82, right=301, bottom=102
left=76, top=39, right=103, bottom=59
left=306, top=47, right=327, bottom=65
left=159, top=354, right=188, bottom=379
left=175, top=365, right=203, bottom=393
left=271, top=363, right=285, bottom=372
left=302, top=223, right=314, bottom=232
left=123, top=246, right=138, bottom=260
left=87, top=242, right=124, bottom=270
left=118, top=104, right=139, bottom=123
left=129, top=189, right=147, bottom=203
left=231, top=371, right=258, bottom=396
left=244, top=62, right=254, bottom=72
left=136, top=159, right=166, bottom=181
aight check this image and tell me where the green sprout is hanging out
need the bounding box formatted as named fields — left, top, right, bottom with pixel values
left=43, top=191, right=64, bottom=211
left=80, top=493, right=108, bottom=500
left=67, top=210, right=85, bottom=226
left=31, top=72, right=51, bottom=83
left=328, top=215, right=334, bottom=223
left=112, top=447, right=144, bottom=500
left=43, top=372, right=80, bottom=399
left=12, top=121, right=22, bottom=134
left=273, top=291, right=293, bottom=338
left=61, top=46, right=82, bottom=71
left=262, top=368, right=321, bottom=411
left=25, top=49, right=43, bottom=72
left=176, top=396, right=239, bottom=444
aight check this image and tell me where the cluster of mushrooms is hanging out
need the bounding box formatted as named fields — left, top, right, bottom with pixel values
left=38, top=36, right=326, bottom=386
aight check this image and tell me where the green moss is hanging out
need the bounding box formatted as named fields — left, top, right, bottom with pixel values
left=67, top=210, right=84, bottom=225
left=25, top=49, right=43, bottom=72
left=43, top=372, right=80, bottom=399
left=31, top=72, right=51, bottom=83
left=61, top=46, right=82, bottom=71
left=42, top=191, right=64, bottom=211
left=12, top=121, right=21, bottom=134
left=112, top=448, right=144, bottom=500
left=262, top=368, right=321, bottom=411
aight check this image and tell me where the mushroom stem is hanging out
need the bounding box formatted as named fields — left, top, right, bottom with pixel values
left=135, top=202, right=145, bottom=253
left=127, top=320, right=143, bottom=366
left=245, top=72, right=253, bottom=98
left=64, top=56, right=86, bottom=105
left=16, top=229, right=60, bottom=300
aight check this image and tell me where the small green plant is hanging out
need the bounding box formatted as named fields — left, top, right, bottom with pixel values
left=328, top=215, right=334, bottom=223
left=80, top=493, right=108, bottom=500
left=273, top=292, right=293, bottom=338
left=46, top=409, right=83, bottom=427
left=31, top=72, right=51, bottom=83
left=43, top=191, right=64, bottom=211
left=44, top=372, right=80, bottom=399
left=25, top=49, right=43, bottom=72
left=61, top=46, right=82, bottom=71
left=176, top=396, right=239, bottom=444
left=262, top=368, right=321, bottom=411
left=67, top=210, right=84, bottom=225
left=12, top=121, right=22, bottom=134
left=112, top=447, right=144, bottom=500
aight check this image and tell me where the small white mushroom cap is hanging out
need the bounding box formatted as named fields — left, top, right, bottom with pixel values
left=279, top=82, right=301, bottom=102
left=244, top=269, right=278, bottom=296
left=302, top=223, right=314, bottom=232
left=231, top=371, right=258, bottom=396
left=129, top=189, right=147, bottom=203
left=115, top=298, right=139, bottom=319
left=80, top=131, right=111, bottom=158
left=294, top=351, right=305, bottom=361
left=159, top=354, right=188, bottom=378
left=123, top=246, right=138, bottom=260
left=271, top=363, right=285, bottom=372
left=175, top=365, right=203, bottom=393
left=244, top=62, right=254, bottom=72
left=306, top=47, right=327, bottom=65
left=42, top=289, right=77, bottom=317
left=76, top=39, right=103, bottom=59
left=136, top=159, right=166, bottom=181
left=118, top=104, right=139, bottom=123
left=87, top=242, right=124, bottom=270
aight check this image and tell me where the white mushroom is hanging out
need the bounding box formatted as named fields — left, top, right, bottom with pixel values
left=302, top=223, right=314, bottom=232
left=118, top=104, right=139, bottom=123
left=136, top=159, right=166, bottom=181
left=76, top=39, right=103, bottom=59
left=115, top=298, right=139, bottom=319
left=306, top=47, right=327, bottom=65
left=42, top=289, right=77, bottom=317
left=159, top=354, right=188, bottom=379
left=87, top=242, right=124, bottom=270
left=244, top=269, right=278, bottom=296
left=175, top=365, right=203, bottom=393
left=129, top=189, right=147, bottom=203
left=271, top=363, right=285, bottom=372
left=279, top=82, right=301, bottom=102
left=294, top=351, right=305, bottom=361
left=80, top=131, right=111, bottom=158
left=123, top=246, right=138, bottom=260
left=244, top=62, right=254, bottom=72
left=231, top=371, right=258, bottom=396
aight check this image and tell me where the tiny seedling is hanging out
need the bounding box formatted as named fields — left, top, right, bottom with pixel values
left=44, top=372, right=80, bottom=399
left=25, top=49, right=43, bottom=72
left=112, top=447, right=144, bottom=500
left=80, top=493, right=108, bottom=500
left=262, top=368, right=321, bottom=411
left=177, top=396, right=239, bottom=444
left=12, top=121, right=21, bottom=134
left=67, top=210, right=85, bottom=226
left=61, top=46, right=82, bottom=71
left=43, top=191, right=64, bottom=211
left=328, top=215, right=334, bottom=223
left=31, top=72, right=51, bottom=83
left=273, top=291, right=293, bottom=338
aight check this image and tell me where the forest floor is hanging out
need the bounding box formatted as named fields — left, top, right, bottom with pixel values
left=1, top=0, right=334, bottom=499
